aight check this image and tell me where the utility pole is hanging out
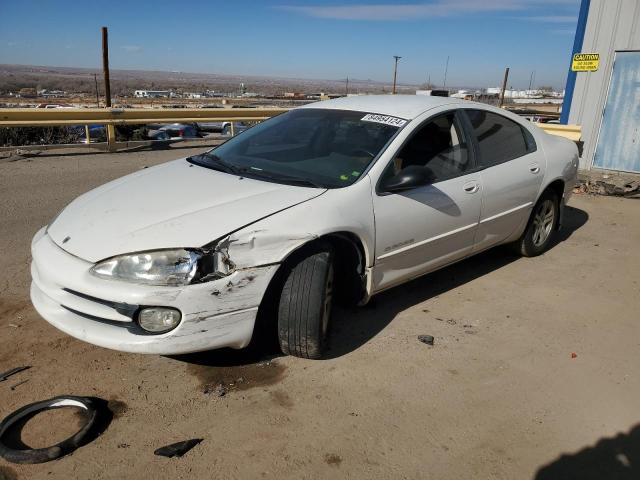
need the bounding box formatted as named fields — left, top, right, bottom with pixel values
left=392, top=55, right=401, bottom=94
left=93, top=73, right=99, bottom=107
left=101, top=27, right=111, bottom=107
left=528, top=70, right=534, bottom=92
left=531, top=70, right=536, bottom=88
left=345, top=76, right=349, bottom=96
left=499, top=67, right=510, bottom=107
left=101, top=26, right=116, bottom=150
left=443, top=56, right=450, bottom=88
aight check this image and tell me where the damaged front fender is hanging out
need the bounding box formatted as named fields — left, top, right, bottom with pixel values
left=212, top=229, right=319, bottom=272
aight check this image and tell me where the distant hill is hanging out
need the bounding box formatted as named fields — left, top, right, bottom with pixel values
left=0, top=64, right=419, bottom=96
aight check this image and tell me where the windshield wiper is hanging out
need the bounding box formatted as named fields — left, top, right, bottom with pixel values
left=244, top=170, right=326, bottom=189
left=187, top=153, right=243, bottom=175
left=188, top=154, right=325, bottom=188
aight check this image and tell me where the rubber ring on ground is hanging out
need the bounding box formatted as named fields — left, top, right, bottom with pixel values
left=0, top=395, right=98, bottom=464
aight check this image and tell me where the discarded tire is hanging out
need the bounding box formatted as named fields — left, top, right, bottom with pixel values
left=0, top=396, right=99, bottom=464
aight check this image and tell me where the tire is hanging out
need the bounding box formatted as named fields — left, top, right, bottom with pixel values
left=0, top=396, right=100, bottom=464
left=277, top=246, right=334, bottom=359
left=516, top=189, right=559, bottom=257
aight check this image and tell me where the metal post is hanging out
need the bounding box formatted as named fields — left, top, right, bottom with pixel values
left=532, top=70, right=536, bottom=91
left=94, top=74, right=100, bottom=107
left=106, top=122, right=116, bottom=148
left=345, top=76, right=349, bottom=95
left=443, top=56, right=450, bottom=88
left=84, top=125, right=90, bottom=144
left=529, top=70, right=536, bottom=90
left=102, top=27, right=111, bottom=108
left=230, top=122, right=235, bottom=136
left=499, top=67, right=510, bottom=107
left=102, top=27, right=116, bottom=151
left=561, top=0, right=591, bottom=124
left=392, top=56, right=401, bottom=94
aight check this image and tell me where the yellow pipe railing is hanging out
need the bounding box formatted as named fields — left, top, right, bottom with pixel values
left=0, top=107, right=289, bottom=151
left=0, top=108, right=288, bottom=126
left=0, top=107, right=581, bottom=151
left=535, top=123, right=582, bottom=142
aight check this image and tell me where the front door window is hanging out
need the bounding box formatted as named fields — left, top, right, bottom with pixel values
left=383, top=112, right=471, bottom=184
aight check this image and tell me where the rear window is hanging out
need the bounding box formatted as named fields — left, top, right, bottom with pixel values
left=464, top=110, right=535, bottom=167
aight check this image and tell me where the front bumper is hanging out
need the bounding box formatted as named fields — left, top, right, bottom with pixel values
left=30, top=228, right=277, bottom=354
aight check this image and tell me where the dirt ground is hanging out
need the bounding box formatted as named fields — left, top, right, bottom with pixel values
left=0, top=145, right=639, bottom=480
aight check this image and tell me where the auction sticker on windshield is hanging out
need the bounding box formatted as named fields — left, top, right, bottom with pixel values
left=361, top=113, right=407, bottom=127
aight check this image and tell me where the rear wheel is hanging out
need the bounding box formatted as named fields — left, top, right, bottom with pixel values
left=277, top=246, right=334, bottom=359
left=516, top=189, right=559, bottom=257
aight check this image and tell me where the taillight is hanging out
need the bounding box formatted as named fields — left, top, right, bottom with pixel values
left=178, top=129, right=184, bottom=137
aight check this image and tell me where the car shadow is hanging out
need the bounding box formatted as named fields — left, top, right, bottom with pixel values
left=534, top=423, right=640, bottom=480
left=173, top=205, right=588, bottom=366
left=400, top=184, right=462, bottom=217
left=323, top=204, right=588, bottom=359
left=171, top=343, right=282, bottom=368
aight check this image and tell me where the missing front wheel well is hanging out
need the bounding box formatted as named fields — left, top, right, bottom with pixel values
left=253, top=233, right=367, bottom=351
left=322, top=233, right=366, bottom=307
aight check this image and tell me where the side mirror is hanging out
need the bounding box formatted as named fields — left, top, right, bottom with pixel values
left=381, top=165, right=434, bottom=192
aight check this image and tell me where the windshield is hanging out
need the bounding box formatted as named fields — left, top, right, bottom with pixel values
left=190, top=109, right=404, bottom=188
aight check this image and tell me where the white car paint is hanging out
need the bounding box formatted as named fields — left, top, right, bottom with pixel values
left=46, top=160, right=323, bottom=262
left=30, top=95, right=579, bottom=354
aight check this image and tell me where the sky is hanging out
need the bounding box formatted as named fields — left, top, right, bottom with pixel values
left=0, top=0, right=581, bottom=90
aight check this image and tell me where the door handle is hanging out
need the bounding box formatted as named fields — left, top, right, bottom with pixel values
left=529, top=164, right=540, bottom=174
left=463, top=181, right=480, bottom=194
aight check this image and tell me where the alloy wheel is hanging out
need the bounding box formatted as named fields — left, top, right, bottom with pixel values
left=532, top=199, right=555, bottom=247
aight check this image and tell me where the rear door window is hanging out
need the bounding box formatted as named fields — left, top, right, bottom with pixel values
left=464, top=110, right=536, bottom=168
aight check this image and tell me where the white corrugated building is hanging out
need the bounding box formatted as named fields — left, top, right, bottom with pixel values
left=562, top=0, right=640, bottom=173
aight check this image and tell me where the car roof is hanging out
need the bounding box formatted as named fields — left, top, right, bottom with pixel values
left=299, top=94, right=466, bottom=120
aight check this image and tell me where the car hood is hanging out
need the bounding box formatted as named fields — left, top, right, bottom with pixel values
left=47, top=159, right=325, bottom=262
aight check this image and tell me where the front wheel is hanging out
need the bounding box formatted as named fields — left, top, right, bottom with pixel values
left=516, top=190, right=559, bottom=257
left=277, top=246, right=334, bottom=359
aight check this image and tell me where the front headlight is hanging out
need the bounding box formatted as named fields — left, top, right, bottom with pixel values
left=90, top=248, right=233, bottom=286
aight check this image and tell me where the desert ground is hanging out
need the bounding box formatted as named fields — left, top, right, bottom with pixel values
left=0, top=143, right=638, bottom=480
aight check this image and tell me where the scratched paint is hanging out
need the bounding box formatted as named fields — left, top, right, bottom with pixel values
left=220, top=230, right=318, bottom=270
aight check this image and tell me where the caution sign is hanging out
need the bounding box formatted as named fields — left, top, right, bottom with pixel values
left=572, top=53, right=599, bottom=72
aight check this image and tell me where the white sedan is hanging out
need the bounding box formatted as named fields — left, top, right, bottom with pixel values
left=30, top=95, right=579, bottom=358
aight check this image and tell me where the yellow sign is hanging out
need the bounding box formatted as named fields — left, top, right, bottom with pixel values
left=572, top=53, right=599, bottom=72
